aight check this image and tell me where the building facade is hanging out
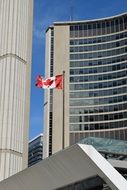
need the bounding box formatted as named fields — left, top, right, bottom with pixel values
left=0, top=0, right=33, bottom=181
left=44, top=13, right=127, bottom=158
left=28, top=134, right=43, bottom=167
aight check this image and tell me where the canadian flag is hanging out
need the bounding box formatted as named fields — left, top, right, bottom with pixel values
left=36, top=75, right=63, bottom=89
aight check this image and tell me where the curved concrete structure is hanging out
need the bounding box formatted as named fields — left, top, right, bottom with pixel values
left=0, top=144, right=127, bottom=190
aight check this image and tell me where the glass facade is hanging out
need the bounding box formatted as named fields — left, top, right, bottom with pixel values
left=80, top=137, right=127, bottom=156
left=28, top=134, right=43, bottom=167
left=69, top=14, right=127, bottom=144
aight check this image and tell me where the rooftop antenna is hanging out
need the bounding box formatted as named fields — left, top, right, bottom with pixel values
left=70, top=0, right=74, bottom=21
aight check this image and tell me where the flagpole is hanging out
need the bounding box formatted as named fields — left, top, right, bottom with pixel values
left=62, top=70, right=65, bottom=149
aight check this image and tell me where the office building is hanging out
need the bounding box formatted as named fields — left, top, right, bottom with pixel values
left=43, top=12, right=127, bottom=158
left=28, top=134, right=43, bottom=167
left=0, top=0, right=33, bottom=181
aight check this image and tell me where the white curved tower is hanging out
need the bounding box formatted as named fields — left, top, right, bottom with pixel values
left=0, top=0, right=33, bottom=181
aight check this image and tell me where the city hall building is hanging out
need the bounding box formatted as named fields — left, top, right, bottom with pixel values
left=43, top=13, right=127, bottom=158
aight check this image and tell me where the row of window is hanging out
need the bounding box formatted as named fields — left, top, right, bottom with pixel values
left=70, top=62, right=127, bottom=75
left=70, top=26, right=127, bottom=38
left=70, top=39, right=127, bottom=53
left=70, top=78, right=127, bottom=90
left=70, top=16, right=127, bottom=37
left=49, top=28, right=54, bottom=156
left=70, top=47, right=127, bottom=60
left=70, top=17, right=126, bottom=31
left=50, top=31, right=54, bottom=76
left=28, top=156, right=42, bottom=165
left=70, top=86, right=127, bottom=98
left=70, top=95, right=127, bottom=106
left=29, top=144, right=43, bottom=152
left=70, top=54, right=127, bottom=67
left=70, top=120, right=127, bottom=131
left=70, top=112, right=127, bottom=123
left=70, top=103, right=127, bottom=114
left=70, top=131, right=127, bottom=144
left=29, top=152, right=43, bottom=160
left=29, top=140, right=42, bottom=149
left=70, top=31, right=127, bottom=45
left=70, top=70, right=127, bottom=82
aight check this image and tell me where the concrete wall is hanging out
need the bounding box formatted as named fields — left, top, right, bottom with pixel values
left=0, top=0, right=33, bottom=181
left=43, top=29, right=52, bottom=158
left=52, top=25, right=70, bottom=154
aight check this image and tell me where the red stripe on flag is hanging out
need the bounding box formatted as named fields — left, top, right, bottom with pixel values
left=35, top=75, right=43, bottom=88
left=55, top=75, right=62, bottom=89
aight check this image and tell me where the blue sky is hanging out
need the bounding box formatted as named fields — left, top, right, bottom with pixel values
left=29, top=0, right=127, bottom=139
